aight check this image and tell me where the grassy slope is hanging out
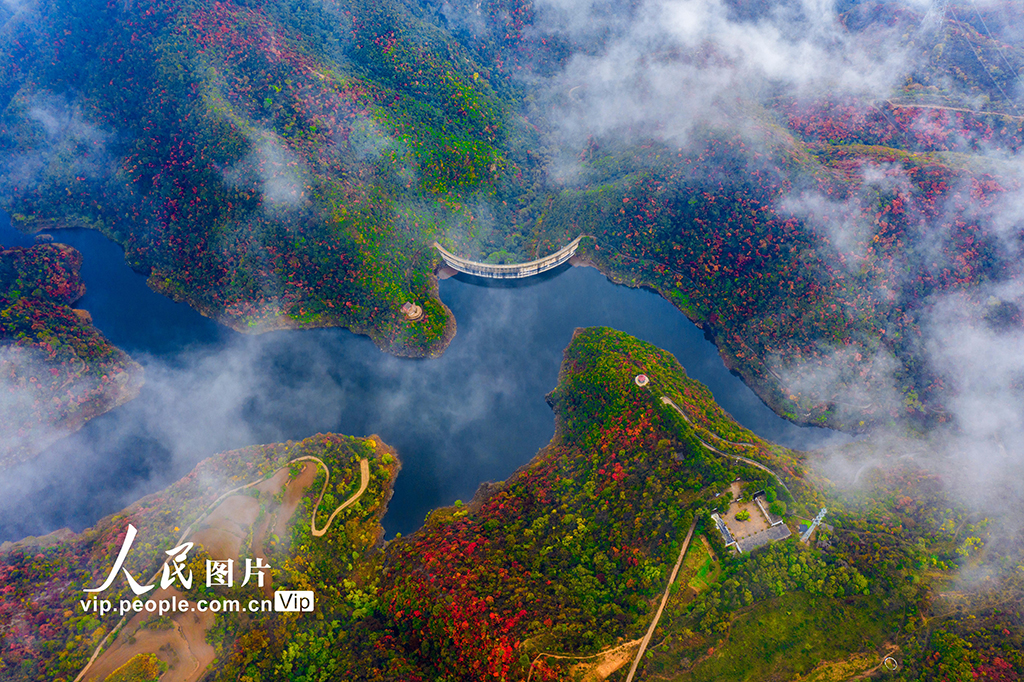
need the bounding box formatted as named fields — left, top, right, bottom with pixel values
left=672, top=592, right=893, bottom=682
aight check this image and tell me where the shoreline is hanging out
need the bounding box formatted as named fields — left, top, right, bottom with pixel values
left=0, top=360, right=144, bottom=469
left=571, top=243, right=858, bottom=435
left=9, top=220, right=853, bottom=435
left=1, top=238, right=147, bottom=467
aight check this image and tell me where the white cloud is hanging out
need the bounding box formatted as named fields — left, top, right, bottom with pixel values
left=222, top=131, right=308, bottom=209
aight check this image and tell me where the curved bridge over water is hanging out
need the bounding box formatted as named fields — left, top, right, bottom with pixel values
left=434, top=236, right=583, bottom=279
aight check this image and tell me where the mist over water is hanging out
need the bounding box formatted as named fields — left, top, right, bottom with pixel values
left=1, top=0, right=1021, bottom=546
left=0, top=215, right=849, bottom=542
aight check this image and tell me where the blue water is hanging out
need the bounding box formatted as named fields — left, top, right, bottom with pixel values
left=0, top=213, right=850, bottom=542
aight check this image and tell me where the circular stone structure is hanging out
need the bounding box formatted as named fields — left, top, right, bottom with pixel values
left=634, top=374, right=649, bottom=387
left=401, top=302, right=423, bottom=321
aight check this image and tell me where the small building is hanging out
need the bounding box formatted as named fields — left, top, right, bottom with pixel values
left=737, top=524, right=791, bottom=553
left=710, top=513, right=737, bottom=550
left=400, top=302, right=423, bottom=320
left=753, top=492, right=785, bottom=527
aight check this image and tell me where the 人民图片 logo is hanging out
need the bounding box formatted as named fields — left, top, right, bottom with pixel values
left=83, top=524, right=271, bottom=595
left=77, top=524, right=314, bottom=616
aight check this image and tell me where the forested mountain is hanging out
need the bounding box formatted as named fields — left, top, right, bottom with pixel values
left=3, top=0, right=1024, bottom=432
left=0, top=242, right=142, bottom=465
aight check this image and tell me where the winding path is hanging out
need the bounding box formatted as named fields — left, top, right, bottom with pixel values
left=660, top=396, right=792, bottom=499
left=74, top=455, right=370, bottom=682
left=434, top=236, right=583, bottom=279
left=624, top=519, right=698, bottom=682
left=296, top=456, right=370, bottom=537
left=885, top=100, right=1024, bottom=121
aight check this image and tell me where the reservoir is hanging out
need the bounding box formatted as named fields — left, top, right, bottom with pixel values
left=0, top=214, right=850, bottom=542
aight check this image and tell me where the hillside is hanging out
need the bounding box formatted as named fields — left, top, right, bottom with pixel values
left=2, top=329, right=1019, bottom=681
left=0, top=432, right=399, bottom=681
left=0, top=242, right=142, bottom=467
left=0, top=0, right=529, bottom=355
left=2, top=1, right=1023, bottom=432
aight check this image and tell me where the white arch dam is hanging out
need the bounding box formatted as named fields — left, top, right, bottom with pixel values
left=434, top=236, right=583, bottom=279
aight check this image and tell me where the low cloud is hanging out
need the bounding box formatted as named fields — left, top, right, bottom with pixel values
left=774, top=344, right=904, bottom=425
left=222, top=131, right=308, bottom=210
left=346, top=115, right=392, bottom=162
left=0, top=0, right=37, bottom=18
left=533, top=0, right=929, bottom=172
left=0, top=276, right=559, bottom=542
left=781, top=163, right=919, bottom=268
left=0, top=92, right=113, bottom=193
left=924, top=287, right=1024, bottom=489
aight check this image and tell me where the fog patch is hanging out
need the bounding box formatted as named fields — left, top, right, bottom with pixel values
left=803, top=278, right=1024, bottom=536
left=534, top=0, right=925, bottom=174
left=0, top=92, right=113, bottom=193
left=780, top=163, right=918, bottom=268
left=924, top=289, right=1024, bottom=493
left=773, top=344, right=904, bottom=425
left=347, top=116, right=392, bottom=162
left=1, top=0, right=34, bottom=16
left=436, top=0, right=489, bottom=38
left=222, top=131, right=308, bottom=210
left=0, top=274, right=561, bottom=541
left=344, top=114, right=419, bottom=188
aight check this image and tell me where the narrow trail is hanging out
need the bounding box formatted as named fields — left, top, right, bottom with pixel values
left=847, top=644, right=901, bottom=680
left=177, top=619, right=200, bottom=681
left=74, top=455, right=369, bottom=682
left=625, top=519, right=698, bottom=682
left=658, top=396, right=757, bottom=449
left=660, top=396, right=792, bottom=498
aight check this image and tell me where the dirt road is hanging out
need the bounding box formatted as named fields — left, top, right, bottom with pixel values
left=624, top=518, right=698, bottom=682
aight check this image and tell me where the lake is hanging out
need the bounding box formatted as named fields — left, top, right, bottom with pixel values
left=0, top=214, right=850, bottom=542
